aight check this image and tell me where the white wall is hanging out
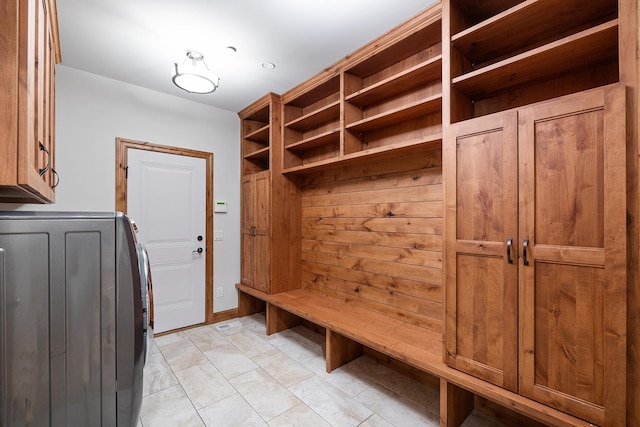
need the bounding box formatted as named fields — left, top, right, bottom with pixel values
left=0, top=65, right=241, bottom=312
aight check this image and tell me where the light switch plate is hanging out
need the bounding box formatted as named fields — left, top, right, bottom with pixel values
left=214, top=230, right=224, bottom=241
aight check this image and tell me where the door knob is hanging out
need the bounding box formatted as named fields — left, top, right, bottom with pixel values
left=193, top=247, right=203, bottom=254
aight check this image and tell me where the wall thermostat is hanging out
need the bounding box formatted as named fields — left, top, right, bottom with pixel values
left=214, top=201, right=228, bottom=213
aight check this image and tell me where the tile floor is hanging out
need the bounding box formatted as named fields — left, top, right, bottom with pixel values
left=138, top=314, right=507, bottom=427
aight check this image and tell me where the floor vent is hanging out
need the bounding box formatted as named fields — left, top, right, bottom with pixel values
left=215, top=320, right=241, bottom=330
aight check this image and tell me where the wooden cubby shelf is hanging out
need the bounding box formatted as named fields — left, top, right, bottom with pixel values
left=239, top=93, right=278, bottom=175
left=244, top=146, right=269, bottom=161
left=284, top=100, right=340, bottom=132
left=451, top=0, right=617, bottom=66
left=244, top=124, right=270, bottom=144
left=284, top=128, right=340, bottom=152
left=346, top=94, right=442, bottom=133
left=282, top=74, right=342, bottom=171
left=346, top=55, right=442, bottom=107
left=283, top=134, right=442, bottom=175
left=452, top=20, right=618, bottom=97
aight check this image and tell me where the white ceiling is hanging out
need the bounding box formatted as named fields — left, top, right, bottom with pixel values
left=56, top=0, right=436, bottom=113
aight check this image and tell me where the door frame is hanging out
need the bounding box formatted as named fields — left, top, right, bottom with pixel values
left=115, top=137, right=214, bottom=325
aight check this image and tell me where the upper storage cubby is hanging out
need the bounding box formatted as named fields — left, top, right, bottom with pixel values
left=343, top=18, right=443, bottom=156
left=448, top=0, right=619, bottom=122
left=239, top=93, right=280, bottom=175
left=283, top=74, right=341, bottom=170
left=280, top=4, right=443, bottom=174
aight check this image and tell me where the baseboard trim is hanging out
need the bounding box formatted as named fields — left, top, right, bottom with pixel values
left=211, top=308, right=239, bottom=324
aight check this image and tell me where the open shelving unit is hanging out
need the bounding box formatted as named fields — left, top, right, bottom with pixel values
left=448, top=0, right=619, bottom=122
left=281, top=11, right=443, bottom=174
left=342, top=17, right=442, bottom=158
left=282, top=75, right=341, bottom=170
left=240, top=96, right=273, bottom=175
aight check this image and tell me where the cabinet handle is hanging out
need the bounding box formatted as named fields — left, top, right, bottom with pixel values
left=506, top=238, right=513, bottom=264
left=38, top=142, right=51, bottom=176
left=51, top=168, right=59, bottom=189
left=523, top=238, right=529, bottom=266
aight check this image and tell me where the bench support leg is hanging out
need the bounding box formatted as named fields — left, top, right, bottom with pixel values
left=440, top=378, right=474, bottom=427
left=266, top=303, right=301, bottom=335
left=326, top=330, right=363, bottom=373
left=238, top=291, right=266, bottom=317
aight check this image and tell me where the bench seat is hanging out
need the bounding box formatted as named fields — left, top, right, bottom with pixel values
left=236, top=283, right=593, bottom=427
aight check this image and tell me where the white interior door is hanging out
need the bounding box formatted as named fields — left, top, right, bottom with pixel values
left=127, top=149, right=206, bottom=333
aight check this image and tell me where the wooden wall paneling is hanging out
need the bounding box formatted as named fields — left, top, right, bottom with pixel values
left=299, top=149, right=444, bottom=333
left=300, top=260, right=442, bottom=301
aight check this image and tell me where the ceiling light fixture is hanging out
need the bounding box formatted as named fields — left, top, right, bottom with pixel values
left=172, top=50, right=219, bottom=94
left=262, top=62, right=276, bottom=70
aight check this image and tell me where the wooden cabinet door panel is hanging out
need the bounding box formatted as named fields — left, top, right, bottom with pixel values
left=14, top=0, right=55, bottom=202
left=241, top=175, right=255, bottom=286
left=253, top=171, right=270, bottom=292
left=445, top=110, right=519, bottom=392
left=241, top=171, right=271, bottom=292
left=518, top=85, right=626, bottom=426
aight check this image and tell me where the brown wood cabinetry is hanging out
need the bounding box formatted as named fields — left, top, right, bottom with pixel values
left=445, top=85, right=627, bottom=425
left=239, top=0, right=640, bottom=425
left=239, top=93, right=300, bottom=294
left=444, top=110, right=519, bottom=392
left=241, top=171, right=270, bottom=292
left=0, top=0, right=60, bottom=203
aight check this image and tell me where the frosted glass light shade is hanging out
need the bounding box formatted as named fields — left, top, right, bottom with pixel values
left=172, top=52, right=219, bottom=94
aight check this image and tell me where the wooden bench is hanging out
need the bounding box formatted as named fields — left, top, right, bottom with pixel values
left=236, top=283, right=593, bottom=427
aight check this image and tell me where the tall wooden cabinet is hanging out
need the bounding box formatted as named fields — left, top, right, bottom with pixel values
left=238, top=93, right=300, bottom=294
left=0, top=0, right=60, bottom=203
left=444, top=110, right=519, bottom=392
left=241, top=171, right=270, bottom=292
left=445, top=85, right=627, bottom=425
